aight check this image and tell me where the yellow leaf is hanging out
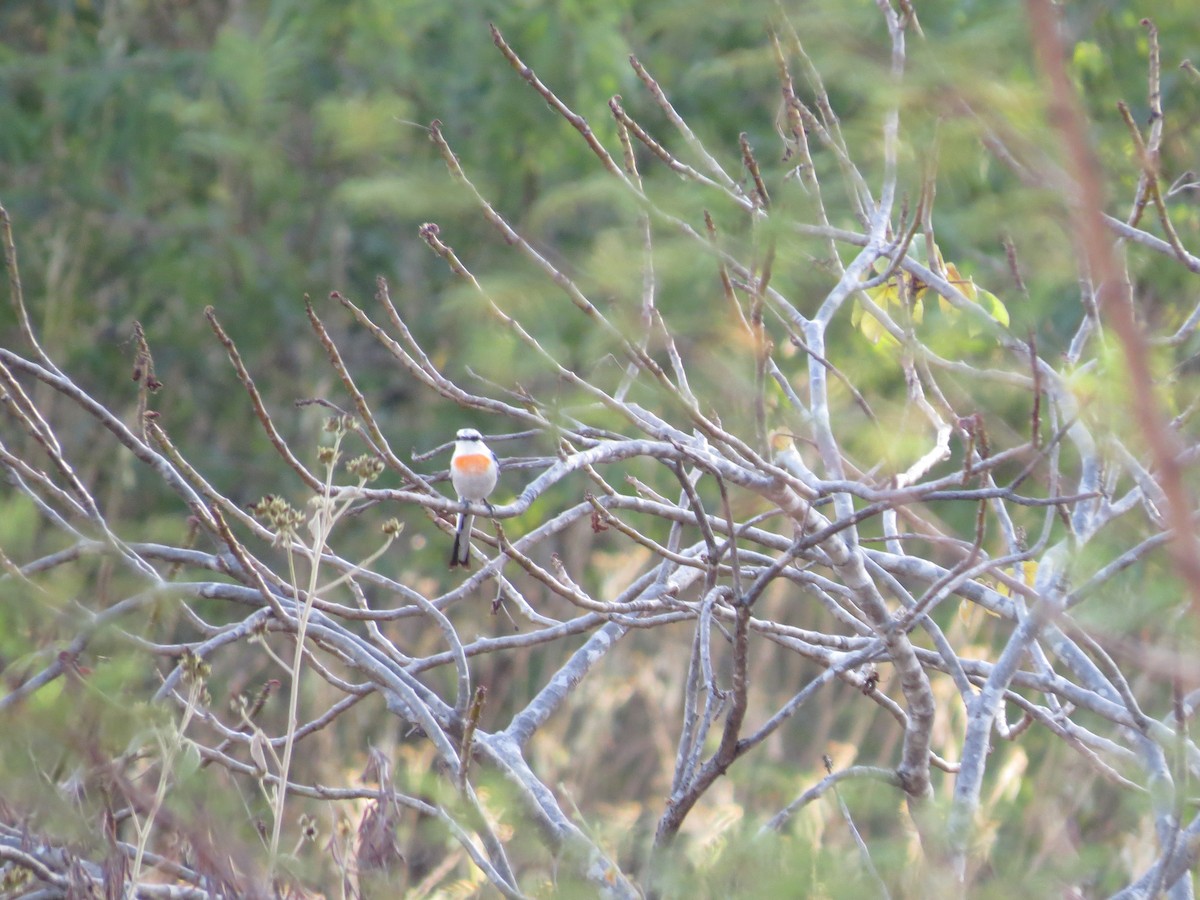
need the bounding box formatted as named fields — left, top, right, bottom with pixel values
left=864, top=279, right=900, bottom=309
left=977, top=287, right=1010, bottom=327
left=931, top=242, right=946, bottom=270
left=957, top=599, right=1001, bottom=629
left=858, top=309, right=893, bottom=345
left=936, top=260, right=1009, bottom=329
left=993, top=560, right=1037, bottom=597
left=945, top=262, right=978, bottom=301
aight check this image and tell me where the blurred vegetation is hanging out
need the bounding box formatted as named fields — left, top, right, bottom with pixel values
left=3, top=0, right=1196, bottom=418
left=3, top=0, right=1200, bottom=895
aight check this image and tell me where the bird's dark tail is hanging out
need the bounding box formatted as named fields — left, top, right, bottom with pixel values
left=449, top=512, right=473, bottom=568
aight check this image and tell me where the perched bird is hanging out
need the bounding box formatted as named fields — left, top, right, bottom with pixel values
left=448, top=428, right=499, bottom=568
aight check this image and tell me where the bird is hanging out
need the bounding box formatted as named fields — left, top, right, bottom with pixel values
left=448, top=428, right=499, bottom=568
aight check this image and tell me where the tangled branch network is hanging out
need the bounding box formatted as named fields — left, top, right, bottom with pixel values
left=3, top=3, right=1200, bottom=897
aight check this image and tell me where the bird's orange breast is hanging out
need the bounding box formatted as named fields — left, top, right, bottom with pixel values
left=453, top=453, right=494, bottom=475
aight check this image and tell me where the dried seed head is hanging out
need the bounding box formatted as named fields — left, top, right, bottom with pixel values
left=181, top=650, right=211, bottom=684
left=250, top=495, right=305, bottom=538
left=346, top=454, right=385, bottom=482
